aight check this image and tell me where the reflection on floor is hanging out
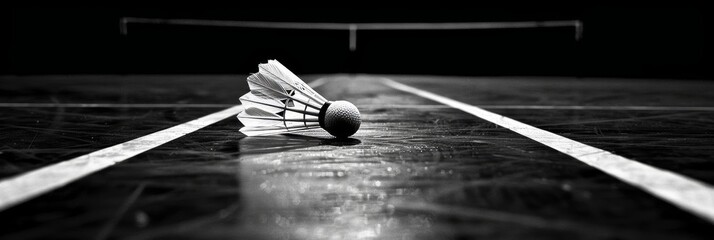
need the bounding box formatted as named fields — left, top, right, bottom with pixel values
left=0, top=75, right=713, bottom=239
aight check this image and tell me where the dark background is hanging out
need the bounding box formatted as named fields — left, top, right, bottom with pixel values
left=1, top=8, right=712, bottom=78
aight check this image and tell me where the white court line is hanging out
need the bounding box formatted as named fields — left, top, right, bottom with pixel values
left=0, top=105, right=243, bottom=211
left=382, top=78, right=714, bottom=223
left=307, top=77, right=329, bottom=88
left=0, top=79, right=328, bottom=211
left=0, top=103, right=236, bottom=108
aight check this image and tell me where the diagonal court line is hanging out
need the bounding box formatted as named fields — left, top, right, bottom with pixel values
left=382, top=78, right=714, bottom=224
left=0, top=79, right=327, bottom=212
left=0, top=105, right=243, bottom=212
left=0, top=103, right=237, bottom=108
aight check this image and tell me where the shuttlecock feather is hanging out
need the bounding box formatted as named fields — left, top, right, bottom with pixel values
left=237, top=60, right=361, bottom=138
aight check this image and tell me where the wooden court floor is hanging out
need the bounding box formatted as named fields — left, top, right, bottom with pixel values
left=1, top=75, right=713, bottom=239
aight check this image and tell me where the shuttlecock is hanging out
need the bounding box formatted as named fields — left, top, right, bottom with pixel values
left=237, top=60, right=361, bottom=138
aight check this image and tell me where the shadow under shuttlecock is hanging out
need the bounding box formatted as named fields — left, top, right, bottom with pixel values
left=320, top=137, right=361, bottom=146
left=237, top=131, right=361, bottom=154
left=278, top=132, right=361, bottom=147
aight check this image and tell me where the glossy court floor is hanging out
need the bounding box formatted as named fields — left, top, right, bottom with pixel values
left=1, top=74, right=713, bottom=240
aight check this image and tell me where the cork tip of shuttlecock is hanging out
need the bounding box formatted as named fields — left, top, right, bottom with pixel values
left=322, top=100, right=361, bottom=138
